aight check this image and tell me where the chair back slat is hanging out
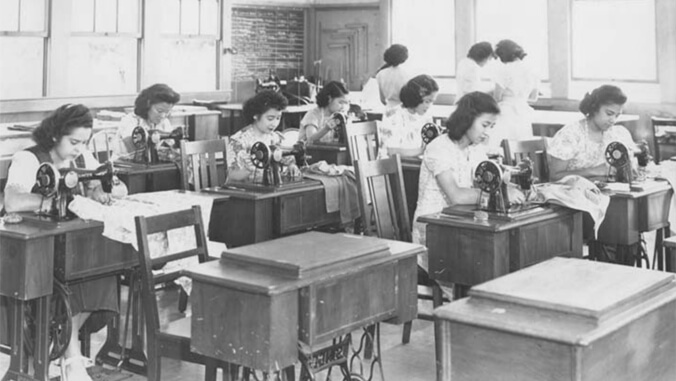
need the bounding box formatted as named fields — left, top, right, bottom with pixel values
left=180, top=139, right=227, bottom=191
left=501, top=138, right=550, bottom=183
left=355, top=155, right=411, bottom=242
left=346, top=120, right=379, bottom=165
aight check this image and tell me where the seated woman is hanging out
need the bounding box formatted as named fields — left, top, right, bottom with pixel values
left=412, top=92, right=524, bottom=268
left=378, top=74, right=439, bottom=159
left=299, top=81, right=350, bottom=144
left=548, top=85, right=636, bottom=182
left=115, top=83, right=181, bottom=156
left=3, top=104, right=123, bottom=381
left=226, top=90, right=300, bottom=182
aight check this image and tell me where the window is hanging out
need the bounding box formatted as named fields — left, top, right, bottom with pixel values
left=0, top=0, right=47, bottom=99
left=157, top=0, right=220, bottom=92
left=475, top=0, right=549, bottom=81
left=571, top=0, right=656, bottom=82
left=391, top=0, right=455, bottom=78
left=68, top=0, right=140, bottom=96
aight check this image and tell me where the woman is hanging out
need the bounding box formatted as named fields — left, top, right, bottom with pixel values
left=378, top=74, right=439, bottom=159
left=548, top=85, right=636, bottom=182
left=298, top=81, right=350, bottom=143
left=375, top=44, right=412, bottom=113
left=226, top=90, right=300, bottom=182
left=491, top=39, right=540, bottom=148
left=115, top=83, right=181, bottom=156
left=412, top=92, right=524, bottom=268
left=4, top=104, right=122, bottom=381
left=455, top=41, right=495, bottom=103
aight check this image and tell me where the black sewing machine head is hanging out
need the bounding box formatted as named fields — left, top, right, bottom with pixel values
left=474, top=159, right=534, bottom=214
left=255, top=71, right=281, bottom=93
left=249, top=141, right=307, bottom=187
left=605, top=141, right=634, bottom=183
left=635, top=139, right=652, bottom=167
left=34, top=161, right=115, bottom=220
left=421, top=123, right=445, bottom=144
left=328, top=112, right=348, bottom=144
left=130, top=126, right=183, bottom=164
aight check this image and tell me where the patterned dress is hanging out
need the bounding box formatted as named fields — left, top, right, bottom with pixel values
left=226, top=125, right=287, bottom=182
left=377, top=107, right=433, bottom=159
left=412, top=135, right=487, bottom=269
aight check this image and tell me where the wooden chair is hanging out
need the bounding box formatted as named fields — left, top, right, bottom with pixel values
left=180, top=139, right=227, bottom=191
left=354, top=155, right=443, bottom=345
left=89, top=129, right=117, bottom=163
left=501, top=137, right=550, bottom=183
left=134, top=206, right=237, bottom=381
left=651, top=116, right=676, bottom=163
left=346, top=120, right=379, bottom=165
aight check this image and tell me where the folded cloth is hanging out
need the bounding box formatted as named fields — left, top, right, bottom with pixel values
left=303, top=161, right=361, bottom=224
left=530, top=175, right=610, bottom=237
left=69, top=192, right=219, bottom=294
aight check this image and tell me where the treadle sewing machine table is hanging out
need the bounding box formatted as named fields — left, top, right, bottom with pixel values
left=187, top=232, right=422, bottom=380
left=418, top=205, right=584, bottom=299
left=584, top=180, right=673, bottom=270
left=203, top=179, right=342, bottom=248
left=0, top=216, right=135, bottom=381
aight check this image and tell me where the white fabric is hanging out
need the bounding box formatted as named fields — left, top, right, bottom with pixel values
left=377, top=107, right=433, bottom=158
left=376, top=65, right=412, bottom=112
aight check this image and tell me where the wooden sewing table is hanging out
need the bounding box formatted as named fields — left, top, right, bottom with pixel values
left=203, top=179, right=342, bottom=248
left=586, top=180, right=673, bottom=269
left=418, top=205, right=583, bottom=299
left=187, top=231, right=422, bottom=376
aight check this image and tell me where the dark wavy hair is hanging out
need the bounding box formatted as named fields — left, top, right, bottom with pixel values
left=133, top=83, right=181, bottom=120
left=495, top=39, right=527, bottom=63
left=445, top=92, right=500, bottom=141
left=242, top=90, right=288, bottom=123
left=376, top=44, right=409, bottom=73
left=579, top=85, right=627, bottom=116
left=316, top=81, right=349, bottom=108
left=467, top=41, right=495, bottom=63
left=400, top=74, right=439, bottom=109
left=32, top=104, right=93, bottom=150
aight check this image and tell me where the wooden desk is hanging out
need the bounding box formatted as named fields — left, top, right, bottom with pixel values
left=214, top=103, right=315, bottom=136
left=114, top=162, right=182, bottom=194
left=188, top=232, right=422, bottom=374
left=418, top=205, right=583, bottom=298
left=203, top=180, right=342, bottom=247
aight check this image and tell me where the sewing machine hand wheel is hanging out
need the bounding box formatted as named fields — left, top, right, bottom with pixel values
left=421, top=123, right=441, bottom=144
left=250, top=141, right=271, bottom=169
left=23, top=280, right=73, bottom=361
left=35, top=163, right=60, bottom=197
left=131, top=126, right=147, bottom=149
left=605, top=141, right=629, bottom=168
left=475, top=160, right=503, bottom=193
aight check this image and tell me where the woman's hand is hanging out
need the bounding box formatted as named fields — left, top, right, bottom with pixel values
left=285, top=164, right=302, bottom=179
left=507, top=186, right=526, bottom=204
left=89, top=186, right=112, bottom=205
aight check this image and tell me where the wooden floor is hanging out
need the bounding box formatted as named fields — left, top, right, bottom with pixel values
left=0, top=284, right=437, bottom=381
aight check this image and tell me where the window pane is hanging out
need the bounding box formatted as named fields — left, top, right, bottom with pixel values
left=72, top=0, right=94, bottom=32
left=572, top=0, right=656, bottom=81
left=161, top=0, right=180, bottom=34
left=0, top=37, right=43, bottom=99
left=392, top=0, right=455, bottom=77
left=95, top=0, right=117, bottom=33
left=20, top=0, right=45, bottom=32
left=181, top=0, right=200, bottom=35
left=157, top=38, right=216, bottom=91
left=118, top=0, right=139, bottom=34
left=0, top=0, right=20, bottom=32
left=476, top=0, right=549, bottom=81
left=67, top=37, right=138, bottom=96
left=200, top=0, right=218, bottom=36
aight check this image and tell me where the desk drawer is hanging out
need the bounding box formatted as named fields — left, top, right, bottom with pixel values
left=276, top=190, right=340, bottom=235
left=638, top=188, right=673, bottom=232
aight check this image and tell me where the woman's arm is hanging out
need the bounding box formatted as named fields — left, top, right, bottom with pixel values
left=304, top=123, right=334, bottom=143
left=548, top=154, right=607, bottom=182
left=493, top=83, right=505, bottom=103
left=435, top=169, right=481, bottom=206
left=4, top=186, right=47, bottom=213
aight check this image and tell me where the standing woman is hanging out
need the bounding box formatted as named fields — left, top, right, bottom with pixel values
left=548, top=85, right=635, bottom=182
left=3, top=104, right=122, bottom=381
left=412, top=92, right=524, bottom=269
left=490, top=39, right=540, bottom=147
left=455, top=41, right=495, bottom=103
left=375, top=44, right=412, bottom=114
left=378, top=74, right=439, bottom=159
left=226, top=90, right=300, bottom=182
left=115, top=83, right=181, bottom=156
left=298, top=81, right=350, bottom=144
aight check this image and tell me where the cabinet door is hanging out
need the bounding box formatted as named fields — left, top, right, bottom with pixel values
left=276, top=190, right=340, bottom=235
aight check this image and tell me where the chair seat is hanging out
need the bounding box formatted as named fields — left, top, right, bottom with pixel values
left=665, top=236, right=676, bottom=248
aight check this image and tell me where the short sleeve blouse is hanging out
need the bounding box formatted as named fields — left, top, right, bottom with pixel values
left=226, top=125, right=285, bottom=181
left=378, top=107, right=432, bottom=158
left=299, top=107, right=339, bottom=144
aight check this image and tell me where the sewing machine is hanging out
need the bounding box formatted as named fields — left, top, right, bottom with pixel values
left=443, top=158, right=545, bottom=221
left=605, top=140, right=652, bottom=185
left=421, top=122, right=445, bottom=144
left=129, top=125, right=184, bottom=164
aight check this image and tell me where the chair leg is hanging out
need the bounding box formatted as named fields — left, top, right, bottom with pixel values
left=402, top=320, right=413, bottom=344
left=146, top=344, right=160, bottom=381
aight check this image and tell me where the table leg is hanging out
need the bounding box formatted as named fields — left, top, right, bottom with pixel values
left=2, top=296, right=50, bottom=381
left=434, top=318, right=451, bottom=381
